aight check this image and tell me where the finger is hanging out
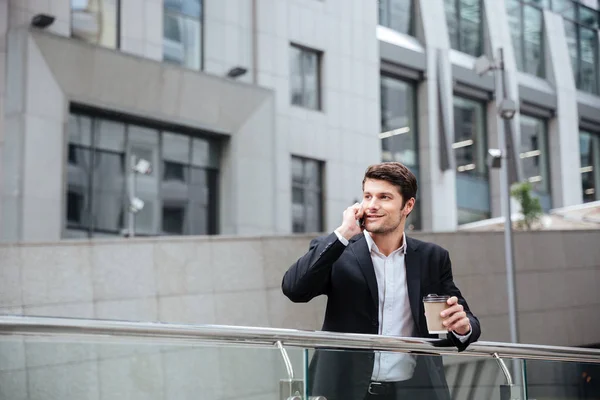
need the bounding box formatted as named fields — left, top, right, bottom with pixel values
left=441, top=303, right=463, bottom=318
left=443, top=311, right=466, bottom=328
left=448, top=317, right=471, bottom=333
left=447, top=296, right=458, bottom=305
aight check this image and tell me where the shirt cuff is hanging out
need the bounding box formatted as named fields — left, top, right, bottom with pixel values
left=452, top=329, right=472, bottom=343
left=333, top=230, right=349, bottom=246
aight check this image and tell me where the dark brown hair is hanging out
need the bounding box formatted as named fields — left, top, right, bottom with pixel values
left=362, top=162, right=418, bottom=207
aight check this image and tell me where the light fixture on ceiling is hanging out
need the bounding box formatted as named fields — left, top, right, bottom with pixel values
left=226, top=66, right=248, bottom=79
left=31, top=14, right=55, bottom=29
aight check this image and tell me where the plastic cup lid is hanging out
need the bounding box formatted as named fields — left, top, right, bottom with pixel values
left=422, top=294, right=450, bottom=302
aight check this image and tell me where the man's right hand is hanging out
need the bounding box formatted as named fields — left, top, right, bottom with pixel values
left=335, top=202, right=364, bottom=241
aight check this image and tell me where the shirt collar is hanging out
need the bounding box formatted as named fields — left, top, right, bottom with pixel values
left=363, top=230, right=407, bottom=255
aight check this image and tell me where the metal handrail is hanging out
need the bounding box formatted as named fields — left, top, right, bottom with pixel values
left=1, top=315, right=599, bottom=364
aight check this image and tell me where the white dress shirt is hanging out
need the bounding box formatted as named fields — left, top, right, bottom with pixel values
left=334, top=229, right=470, bottom=382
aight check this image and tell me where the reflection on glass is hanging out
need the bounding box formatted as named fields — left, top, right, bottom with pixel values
left=507, top=0, right=524, bottom=71
left=520, top=115, right=550, bottom=203
left=379, top=0, right=414, bottom=35
left=552, top=0, right=576, bottom=19
left=524, top=360, right=600, bottom=400
left=291, top=157, right=323, bottom=233
left=453, top=96, right=490, bottom=225
left=380, top=75, right=420, bottom=230
left=290, top=45, right=321, bottom=110
left=507, top=1, right=545, bottom=77
left=579, top=27, right=599, bottom=94
left=65, top=113, right=219, bottom=238
left=580, top=131, right=600, bottom=203
left=380, top=76, right=417, bottom=166
left=93, top=150, right=125, bottom=233
left=163, top=5, right=202, bottom=70
left=579, top=4, right=599, bottom=28
left=523, top=5, right=544, bottom=77
left=66, top=146, right=92, bottom=228
left=564, top=20, right=579, bottom=76
left=445, top=0, right=482, bottom=56
left=164, top=0, right=201, bottom=18
left=71, top=0, right=119, bottom=48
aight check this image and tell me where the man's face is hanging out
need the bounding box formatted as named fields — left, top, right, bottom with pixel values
left=362, top=178, right=414, bottom=234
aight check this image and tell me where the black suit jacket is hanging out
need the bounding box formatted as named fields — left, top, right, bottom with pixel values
left=282, top=232, right=481, bottom=400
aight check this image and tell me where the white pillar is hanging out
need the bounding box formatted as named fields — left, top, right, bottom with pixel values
left=544, top=11, right=583, bottom=207
left=415, top=0, right=457, bottom=231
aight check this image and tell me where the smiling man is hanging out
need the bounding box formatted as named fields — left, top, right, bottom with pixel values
left=282, top=162, right=480, bottom=400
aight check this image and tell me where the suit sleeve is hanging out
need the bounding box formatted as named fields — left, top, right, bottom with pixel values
left=440, top=249, right=481, bottom=350
left=281, top=232, right=347, bottom=303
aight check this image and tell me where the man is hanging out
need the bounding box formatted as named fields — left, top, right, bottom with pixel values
left=282, top=162, right=480, bottom=400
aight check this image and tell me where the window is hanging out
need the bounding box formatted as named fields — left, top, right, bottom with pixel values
left=291, top=157, right=324, bottom=233
left=453, top=96, right=490, bottom=224
left=560, top=2, right=600, bottom=94
left=379, top=0, right=414, bottom=35
left=580, top=130, right=600, bottom=202
left=71, top=0, right=120, bottom=48
left=508, top=0, right=599, bottom=93
left=380, top=75, right=421, bottom=230
left=445, top=0, right=483, bottom=57
left=507, top=0, right=545, bottom=78
left=290, top=45, right=322, bottom=110
left=519, top=114, right=552, bottom=210
left=163, top=0, right=203, bottom=70
left=65, top=111, right=219, bottom=238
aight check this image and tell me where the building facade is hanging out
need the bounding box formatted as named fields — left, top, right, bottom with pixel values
left=0, top=0, right=599, bottom=242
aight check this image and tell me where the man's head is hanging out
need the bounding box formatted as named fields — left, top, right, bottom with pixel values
left=361, top=162, right=417, bottom=234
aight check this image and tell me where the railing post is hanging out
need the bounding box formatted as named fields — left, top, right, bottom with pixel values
left=277, top=341, right=304, bottom=400
left=494, top=353, right=521, bottom=400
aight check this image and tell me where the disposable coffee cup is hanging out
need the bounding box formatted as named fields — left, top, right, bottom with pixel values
left=423, top=294, right=451, bottom=334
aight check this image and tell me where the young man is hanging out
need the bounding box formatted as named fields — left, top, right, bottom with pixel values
left=282, top=162, right=480, bottom=400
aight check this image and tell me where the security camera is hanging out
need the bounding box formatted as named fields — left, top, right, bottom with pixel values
left=498, top=99, right=517, bottom=120
left=487, top=149, right=503, bottom=169
left=133, top=158, right=152, bottom=175
left=129, top=197, right=145, bottom=213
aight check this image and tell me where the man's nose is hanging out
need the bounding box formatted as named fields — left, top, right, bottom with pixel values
left=365, top=198, right=379, bottom=210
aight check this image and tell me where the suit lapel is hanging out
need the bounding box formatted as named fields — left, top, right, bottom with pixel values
left=349, top=235, right=378, bottom=309
left=405, top=237, right=422, bottom=329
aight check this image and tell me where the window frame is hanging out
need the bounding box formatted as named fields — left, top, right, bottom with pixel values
left=163, top=0, right=204, bottom=71
left=291, top=156, right=325, bottom=233
left=379, top=72, right=422, bottom=231
left=579, top=129, right=600, bottom=202
left=519, top=114, right=552, bottom=208
left=508, top=0, right=546, bottom=78
left=65, top=106, right=219, bottom=238
left=445, top=0, right=484, bottom=57
left=378, top=0, right=415, bottom=36
left=70, top=0, right=122, bottom=49
left=452, top=94, right=491, bottom=225
left=290, top=43, right=323, bottom=111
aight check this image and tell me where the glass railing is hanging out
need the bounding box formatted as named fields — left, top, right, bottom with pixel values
left=1, top=315, right=599, bottom=400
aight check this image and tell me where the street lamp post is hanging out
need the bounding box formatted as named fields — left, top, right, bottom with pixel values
left=475, top=48, right=521, bottom=388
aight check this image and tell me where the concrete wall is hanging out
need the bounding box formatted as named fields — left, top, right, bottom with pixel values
left=1, top=230, right=599, bottom=399
left=1, top=230, right=599, bottom=342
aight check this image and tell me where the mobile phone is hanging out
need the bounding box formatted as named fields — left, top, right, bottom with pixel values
left=358, top=202, right=365, bottom=228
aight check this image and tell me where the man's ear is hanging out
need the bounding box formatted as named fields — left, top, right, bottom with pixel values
left=403, top=197, right=416, bottom=216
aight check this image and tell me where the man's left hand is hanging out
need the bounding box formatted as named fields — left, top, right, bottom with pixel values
left=441, top=296, right=471, bottom=336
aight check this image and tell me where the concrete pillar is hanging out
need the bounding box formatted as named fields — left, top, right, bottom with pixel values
left=544, top=11, right=583, bottom=208
left=1, top=28, right=66, bottom=242
left=415, top=0, right=457, bottom=231
left=482, top=0, right=522, bottom=218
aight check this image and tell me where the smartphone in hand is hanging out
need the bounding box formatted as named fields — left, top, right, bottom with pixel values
left=357, top=202, right=365, bottom=229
